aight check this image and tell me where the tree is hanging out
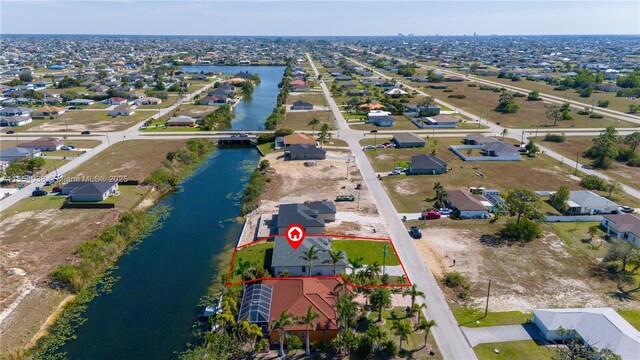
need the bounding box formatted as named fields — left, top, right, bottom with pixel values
left=402, top=284, right=425, bottom=316
left=604, top=240, right=639, bottom=276
left=495, top=90, right=519, bottom=113
left=370, top=288, right=392, bottom=322
left=501, top=218, right=542, bottom=242
left=545, top=104, right=562, bottom=127
left=501, top=128, right=509, bottom=139
left=368, top=261, right=382, bottom=281
left=301, top=245, right=319, bottom=276
left=527, top=90, right=541, bottom=101
left=587, top=126, right=619, bottom=169
left=286, top=332, right=302, bottom=355
left=549, top=186, right=570, bottom=214
left=432, top=182, right=448, bottom=209
left=525, top=140, right=539, bottom=157
left=271, top=310, right=294, bottom=357
left=588, top=225, right=600, bottom=241
left=239, top=320, right=262, bottom=353
left=552, top=327, right=622, bottom=360
left=365, top=323, right=388, bottom=353
left=19, top=71, right=33, bottom=83
left=415, top=319, right=437, bottom=348
left=605, top=179, right=622, bottom=198
left=391, top=320, right=412, bottom=351
left=298, top=306, right=320, bottom=355
left=318, top=123, right=330, bottom=143
left=624, top=132, right=640, bottom=153
left=504, top=188, right=542, bottom=224
left=348, top=256, right=364, bottom=273
left=324, top=250, right=345, bottom=275
left=307, top=117, right=320, bottom=134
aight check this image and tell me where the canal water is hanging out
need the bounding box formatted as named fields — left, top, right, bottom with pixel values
left=60, top=66, right=283, bottom=359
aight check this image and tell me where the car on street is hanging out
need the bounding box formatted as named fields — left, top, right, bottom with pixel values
left=365, top=145, right=375, bottom=150
left=52, top=186, right=62, bottom=193
left=388, top=170, right=402, bottom=176
left=620, top=206, right=635, bottom=213
left=409, top=226, right=422, bottom=239
left=61, top=145, right=76, bottom=150
left=81, top=130, right=91, bottom=135
left=438, top=208, right=453, bottom=215
left=394, top=167, right=405, bottom=172
left=32, top=188, right=48, bottom=197
left=421, top=210, right=441, bottom=219
left=6, top=130, right=15, bottom=134
left=45, top=179, right=56, bottom=186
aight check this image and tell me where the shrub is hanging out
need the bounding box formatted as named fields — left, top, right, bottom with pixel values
left=627, top=157, right=640, bottom=167
left=589, top=113, right=604, bottom=119
left=356, top=335, right=374, bottom=357
left=577, top=109, right=591, bottom=115
left=513, top=92, right=526, bottom=98
left=467, top=83, right=477, bottom=87
left=443, top=88, right=454, bottom=93
left=384, top=340, right=398, bottom=357
left=597, top=99, right=610, bottom=108
left=448, top=94, right=466, bottom=99
left=580, top=174, right=607, bottom=191
left=500, top=218, right=542, bottom=242
left=543, top=133, right=566, bottom=142
left=444, top=272, right=468, bottom=288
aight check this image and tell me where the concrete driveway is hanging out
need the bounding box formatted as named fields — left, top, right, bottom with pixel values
left=462, top=324, right=544, bottom=347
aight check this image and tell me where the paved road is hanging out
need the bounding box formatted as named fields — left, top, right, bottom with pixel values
left=308, top=53, right=479, bottom=360
left=345, top=56, right=640, bottom=202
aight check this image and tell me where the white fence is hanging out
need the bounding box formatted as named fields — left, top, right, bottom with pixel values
left=544, top=215, right=603, bottom=223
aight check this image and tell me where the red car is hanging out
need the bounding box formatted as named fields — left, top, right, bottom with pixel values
left=421, top=210, right=441, bottom=220
left=52, top=186, right=62, bottom=193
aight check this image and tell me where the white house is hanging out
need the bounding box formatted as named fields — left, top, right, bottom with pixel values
left=601, top=213, right=640, bottom=247
left=532, top=308, right=640, bottom=360
left=447, top=189, right=490, bottom=219
left=61, top=181, right=119, bottom=202
left=567, top=190, right=620, bottom=215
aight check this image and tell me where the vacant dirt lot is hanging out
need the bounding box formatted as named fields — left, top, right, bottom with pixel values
left=280, top=110, right=337, bottom=131
left=411, top=220, right=640, bottom=312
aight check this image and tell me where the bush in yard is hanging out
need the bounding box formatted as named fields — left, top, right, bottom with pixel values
left=448, top=94, right=466, bottom=99
left=383, top=340, right=398, bottom=357
left=580, top=175, right=607, bottom=191
left=543, top=133, right=566, bottom=143
left=527, top=90, right=541, bottom=100
left=500, top=218, right=542, bottom=242
left=590, top=113, right=604, bottom=119
left=597, top=99, right=610, bottom=108
left=444, top=271, right=471, bottom=299
left=513, top=92, right=526, bottom=98
left=443, top=88, right=454, bottom=92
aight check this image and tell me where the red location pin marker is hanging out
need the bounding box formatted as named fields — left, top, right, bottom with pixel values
left=285, top=224, right=306, bottom=250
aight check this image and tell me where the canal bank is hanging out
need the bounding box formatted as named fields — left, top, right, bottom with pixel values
left=38, top=66, right=286, bottom=359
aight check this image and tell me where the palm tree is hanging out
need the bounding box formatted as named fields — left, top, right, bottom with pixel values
left=298, top=306, right=320, bottom=355
left=368, top=261, right=382, bottom=281
left=301, top=245, right=319, bottom=276
left=271, top=310, right=294, bottom=357
left=308, top=117, right=320, bottom=134
left=392, top=320, right=412, bottom=351
left=370, top=288, right=392, bottom=322
left=415, top=303, right=428, bottom=323
left=239, top=320, right=262, bottom=353
left=278, top=270, right=290, bottom=277
left=324, top=250, right=345, bottom=275
left=402, top=284, right=425, bottom=317
left=348, top=256, right=364, bottom=274
left=415, top=319, right=437, bottom=348
left=318, top=123, right=331, bottom=144
left=501, top=128, right=509, bottom=139
left=366, top=324, right=388, bottom=352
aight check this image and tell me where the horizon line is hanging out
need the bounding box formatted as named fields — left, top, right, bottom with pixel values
left=2, top=33, right=638, bottom=37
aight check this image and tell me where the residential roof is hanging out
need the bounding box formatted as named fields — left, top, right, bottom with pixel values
left=392, top=133, right=425, bottom=144
left=429, top=114, right=461, bottom=124
left=447, top=189, right=489, bottom=212
left=603, top=213, right=640, bottom=237
left=276, top=203, right=327, bottom=230
left=0, top=147, right=40, bottom=158
left=305, top=200, right=336, bottom=215
left=238, top=284, right=272, bottom=324
left=483, top=140, right=520, bottom=155
left=167, top=116, right=196, bottom=124
left=271, top=236, right=346, bottom=268
left=288, top=143, right=326, bottom=156
left=263, top=278, right=352, bottom=331
left=465, top=134, right=499, bottom=145
left=410, top=154, right=447, bottom=170
left=533, top=308, right=640, bottom=360
left=64, top=181, right=118, bottom=195
left=568, top=190, right=619, bottom=208
left=33, top=106, right=64, bottom=114
left=18, top=137, right=62, bottom=148
left=283, top=133, right=316, bottom=146
left=292, top=100, right=313, bottom=107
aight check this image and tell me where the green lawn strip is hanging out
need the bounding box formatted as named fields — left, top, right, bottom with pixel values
left=549, top=222, right=609, bottom=257
left=474, top=340, right=553, bottom=360
left=6, top=194, right=67, bottom=213
left=331, top=239, right=400, bottom=266
left=229, top=242, right=273, bottom=283
left=257, top=142, right=277, bottom=155
left=452, top=306, right=532, bottom=328
left=617, top=310, right=640, bottom=331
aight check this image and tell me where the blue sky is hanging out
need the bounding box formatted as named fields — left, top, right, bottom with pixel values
left=1, top=1, right=639, bottom=36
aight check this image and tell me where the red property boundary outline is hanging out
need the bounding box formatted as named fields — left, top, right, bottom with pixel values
left=226, top=233, right=412, bottom=288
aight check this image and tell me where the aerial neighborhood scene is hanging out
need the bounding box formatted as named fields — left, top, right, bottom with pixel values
left=1, top=1, right=640, bottom=359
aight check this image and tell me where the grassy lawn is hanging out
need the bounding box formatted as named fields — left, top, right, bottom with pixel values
left=452, top=306, right=532, bottom=328
left=6, top=194, right=67, bottom=213
left=64, top=139, right=187, bottom=181
left=257, top=142, right=281, bottom=156
left=331, top=239, right=400, bottom=266
left=280, top=110, right=336, bottom=131
left=550, top=222, right=609, bottom=258
left=618, top=310, right=640, bottom=330
left=84, top=103, right=111, bottom=109
left=540, top=136, right=640, bottom=190
left=45, top=86, right=88, bottom=95
left=1, top=139, right=102, bottom=150
left=287, top=92, right=327, bottom=106
left=23, top=110, right=151, bottom=132
left=477, top=75, right=638, bottom=114
left=229, top=242, right=274, bottom=282
left=474, top=340, right=553, bottom=360
left=140, top=125, right=203, bottom=132
left=362, top=307, right=443, bottom=359
left=158, top=104, right=218, bottom=122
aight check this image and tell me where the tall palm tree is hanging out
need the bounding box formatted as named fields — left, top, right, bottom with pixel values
left=307, top=117, right=320, bottom=134
left=415, top=302, right=428, bottom=323
left=271, top=310, right=294, bottom=357
left=370, top=288, right=392, bottom=322
left=402, top=284, right=425, bottom=317
left=392, top=320, right=412, bottom=351
left=298, top=306, right=320, bottom=355
left=301, top=245, right=319, bottom=276
left=239, top=320, right=262, bottom=353
left=415, top=319, right=437, bottom=348
left=368, top=261, right=382, bottom=281
left=366, top=323, right=388, bottom=352
left=348, top=256, right=364, bottom=274
left=501, top=128, right=509, bottom=139
left=324, top=250, right=345, bottom=275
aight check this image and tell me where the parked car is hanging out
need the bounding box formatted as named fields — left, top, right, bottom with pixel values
left=421, top=210, right=441, bottom=219
left=438, top=208, right=453, bottom=215
left=54, top=174, right=63, bottom=181
left=81, top=130, right=91, bottom=135
left=382, top=142, right=391, bottom=146
left=52, top=186, right=62, bottom=193
left=394, top=167, right=405, bottom=172
left=620, top=206, right=635, bottom=213
left=6, top=130, right=15, bottom=134
left=409, top=226, right=422, bottom=239
left=45, top=179, right=56, bottom=186
left=32, top=187, right=48, bottom=197
left=61, top=145, right=75, bottom=150
left=388, top=170, right=402, bottom=176
left=365, top=145, right=375, bottom=150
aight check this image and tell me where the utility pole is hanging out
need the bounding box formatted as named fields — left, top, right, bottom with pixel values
left=357, top=185, right=362, bottom=210
left=346, top=156, right=352, bottom=180
left=106, top=133, right=111, bottom=147
left=484, top=279, right=492, bottom=318
left=382, top=244, right=388, bottom=276
left=574, top=152, right=579, bottom=175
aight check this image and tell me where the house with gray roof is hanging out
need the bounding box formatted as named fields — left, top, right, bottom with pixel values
left=392, top=133, right=425, bottom=148
left=0, top=147, right=41, bottom=162
left=0, top=107, right=33, bottom=117
left=271, top=236, right=347, bottom=276
left=566, top=190, right=619, bottom=215
left=286, top=144, right=326, bottom=161
left=532, top=308, right=640, bottom=360
left=275, top=201, right=336, bottom=234
left=601, top=214, right=640, bottom=247
left=409, top=154, right=447, bottom=175
left=60, top=181, right=119, bottom=202
left=451, top=136, right=521, bottom=161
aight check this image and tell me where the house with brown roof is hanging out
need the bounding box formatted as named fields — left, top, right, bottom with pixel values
left=108, top=106, right=135, bottom=117
left=32, top=106, right=66, bottom=118
left=447, top=189, right=490, bottom=219
left=18, top=137, right=63, bottom=151
left=601, top=214, right=640, bottom=247
left=283, top=133, right=316, bottom=148
left=244, top=278, right=351, bottom=344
